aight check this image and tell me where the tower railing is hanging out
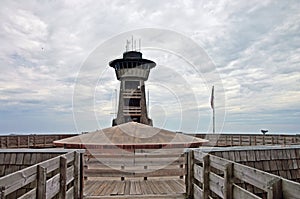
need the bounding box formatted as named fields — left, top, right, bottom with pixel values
left=122, top=90, right=142, bottom=99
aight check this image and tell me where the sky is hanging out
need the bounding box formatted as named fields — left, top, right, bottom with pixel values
left=0, top=0, right=299, bottom=134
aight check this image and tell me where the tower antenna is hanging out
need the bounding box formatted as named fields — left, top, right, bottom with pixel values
left=126, top=40, right=129, bottom=52
left=139, top=38, right=141, bottom=51
left=134, top=40, right=136, bottom=51
left=131, top=36, right=134, bottom=51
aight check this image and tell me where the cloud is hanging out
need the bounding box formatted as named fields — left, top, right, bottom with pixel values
left=0, top=0, right=299, bottom=134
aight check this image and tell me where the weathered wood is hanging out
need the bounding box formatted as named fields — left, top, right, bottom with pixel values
left=233, top=184, right=261, bottom=199
left=17, top=188, right=36, bottom=199
left=74, top=152, right=80, bottom=198
left=46, top=173, right=60, bottom=198
left=224, top=163, right=233, bottom=199
left=209, top=154, right=228, bottom=171
left=36, top=165, right=46, bottom=199
left=84, top=168, right=186, bottom=177
left=282, top=178, right=300, bottom=198
left=233, top=163, right=276, bottom=191
left=59, top=156, right=67, bottom=199
left=186, top=150, right=194, bottom=198
left=193, top=183, right=203, bottom=199
left=202, top=155, right=209, bottom=199
left=194, top=150, right=208, bottom=163
left=209, top=172, right=224, bottom=198
left=267, top=178, right=282, bottom=199
left=194, top=164, right=203, bottom=183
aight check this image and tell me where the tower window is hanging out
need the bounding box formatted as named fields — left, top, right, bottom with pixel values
left=125, top=81, right=140, bottom=90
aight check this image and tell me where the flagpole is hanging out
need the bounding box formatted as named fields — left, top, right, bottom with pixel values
left=213, top=102, right=215, bottom=134
left=211, top=86, right=215, bottom=134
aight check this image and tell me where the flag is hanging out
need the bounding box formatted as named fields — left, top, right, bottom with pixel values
left=210, top=86, right=214, bottom=109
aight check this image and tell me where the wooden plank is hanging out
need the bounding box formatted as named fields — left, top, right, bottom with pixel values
left=194, top=183, right=203, bottom=199
left=66, top=186, right=74, bottom=199
left=4, top=153, right=11, bottom=164
left=233, top=184, right=261, bottom=199
left=84, top=168, right=186, bottom=177
left=209, top=172, right=224, bottom=198
left=193, top=150, right=208, bottom=162
left=46, top=173, right=60, bottom=199
left=17, top=188, right=36, bottom=199
left=209, top=154, right=228, bottom=171
left=36, top=165, right=46, bottom=199
left=87, top=157, right=186, bottom=166
left=59, top=156, right=67, bottom=199
left=282, top=178, right=300, bottom=198
left=0, top=165, right=37, bottom=195
left=233, top=163, right=278, bottom=192
left=15, top=153, right=24, bottom=165
left=194, top=164, right=203, bottom=183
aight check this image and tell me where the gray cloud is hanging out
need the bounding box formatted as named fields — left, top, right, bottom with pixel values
left=0, top=0, right=299, bottom=134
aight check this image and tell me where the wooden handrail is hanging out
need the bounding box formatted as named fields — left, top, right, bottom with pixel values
left=0, top=150, right=83, bottom=199
left=187, top=149, right=300, bottom=199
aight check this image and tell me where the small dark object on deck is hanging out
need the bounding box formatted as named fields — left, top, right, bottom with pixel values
left=261, top=129, right=268, bottom=134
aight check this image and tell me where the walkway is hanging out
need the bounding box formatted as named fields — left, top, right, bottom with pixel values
left=84, top=179, right=186, bottom=199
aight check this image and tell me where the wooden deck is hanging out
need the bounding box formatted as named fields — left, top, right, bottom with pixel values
left=84, top=179, right=186, bottom=198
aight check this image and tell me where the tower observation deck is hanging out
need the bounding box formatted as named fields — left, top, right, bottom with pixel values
left=109, top=49, right=156, bottom=126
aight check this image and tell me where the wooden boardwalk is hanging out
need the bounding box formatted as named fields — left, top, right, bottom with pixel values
left=84, top=179, right=186, bottom=198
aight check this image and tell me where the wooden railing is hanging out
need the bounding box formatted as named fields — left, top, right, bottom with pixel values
left=1, top=134, right=299, bottom=149
left=84, top=149, right=186, bottom=181
left=186, top=149, right=300, bottom=199
left=195, top=134, right=300, bottom=147
left=0, top=150, right=84, bottom=199
left=0, top=134, right=77, bottom=149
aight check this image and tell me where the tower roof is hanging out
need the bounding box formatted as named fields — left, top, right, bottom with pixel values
left=109, top=51, right=156, bottom=69
left=53, top=122, right=208, bottom=149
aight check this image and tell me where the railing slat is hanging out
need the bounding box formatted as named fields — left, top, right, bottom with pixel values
left=233, top=184, right=261, bottom=199
left=209, top=172, right=224, bottom=198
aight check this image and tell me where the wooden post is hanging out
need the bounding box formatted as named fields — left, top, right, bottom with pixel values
left=27, top=136, right=30, bottom=148
left=224, top=163, right=233, bottom=199
left=17, top=137, right=20, bottom=148
left=267, top=178, right=282, bottom=199
left=186, top=150, right=194, bottom=198
left=43, top=136, right=46, bottom=147
left=121, top=165, right=125, bottom=181
left=6, top=137, right=9, bottom=148
left=37, top=165, right=47, bottom=199
left=59, top=156, right=67, bottom=199
left=0, top=186, right=5, bottom=199
left=203, top=155, right=210, bottom=199
left=231, top=135, right=233, bottom=146
left=74, top=152, right=80, bottom=198
left=80, top=152, right=84, bottom=199
left=144, top=165, right=148, bottom=181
